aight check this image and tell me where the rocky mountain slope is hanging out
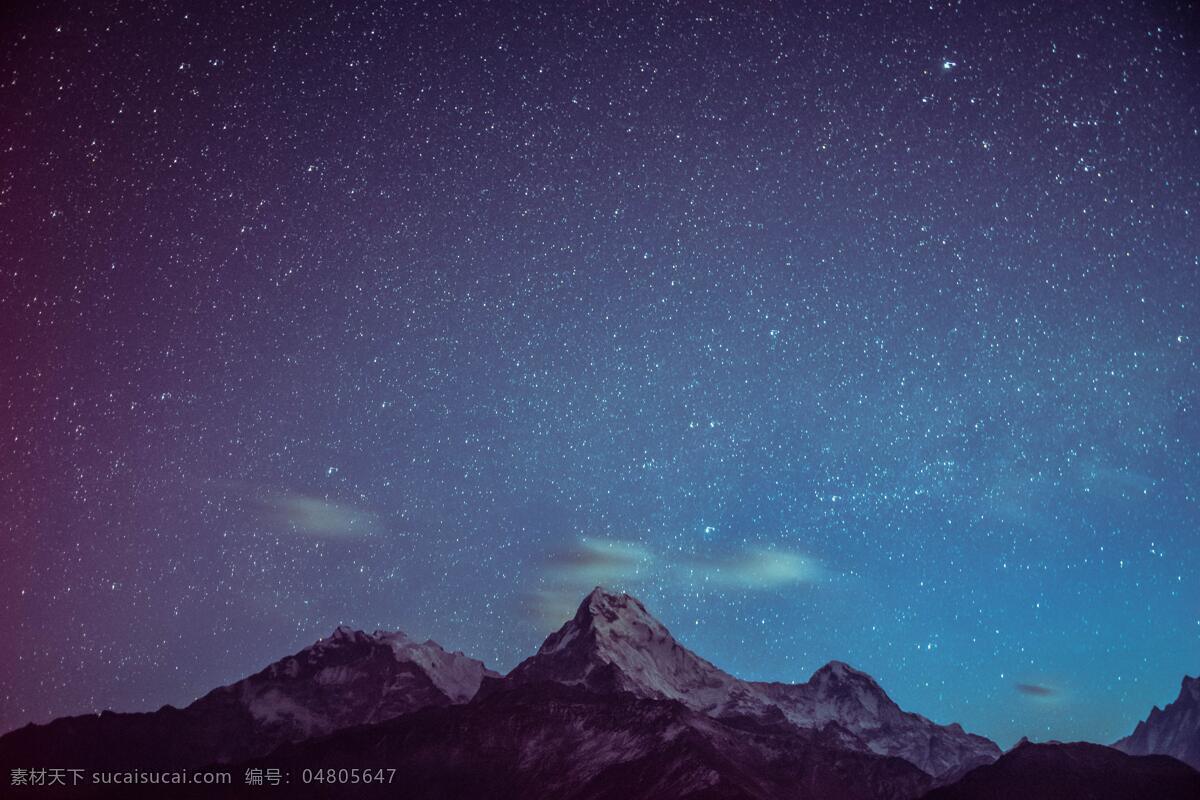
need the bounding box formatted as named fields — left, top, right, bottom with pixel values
left=206, top=681, right=934, bottom=800
left=498, top=588, right=999, bottom=780
left=0, top=626, right=496, bottom=769
left=1112, top=673, right=1200, bottom=770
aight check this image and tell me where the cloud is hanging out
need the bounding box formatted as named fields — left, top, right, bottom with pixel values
left=543, top=538, right=822, bottom=593
left=523, top=538, right=825, bottom=628
left=520, top=587, right=589, bottom=630
left=519, top=539, right=652, bottom=628
left=1080, top=464, right=1156, bottom=497
left=254, top=492, right=380, bottom=538
left=1015, top=682, right=1057, bottom=697
left=544, top=538, right=653, bottom=586
left=681, top=549, right=823, bottom=589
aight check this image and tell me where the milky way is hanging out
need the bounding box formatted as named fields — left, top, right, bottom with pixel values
left=2, top=1, right=1197, bottom=748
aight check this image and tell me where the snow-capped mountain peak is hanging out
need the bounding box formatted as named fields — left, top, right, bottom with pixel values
left=786, top=660, right=898, bottom=724
left=372, top=630, right=498, bottom=703
left=809, top=660, right=885, bottom=693
left=329, top=624, right=359, bottom=640
left=537, top=587, right=667, bottom=656
left=308, top=626, right=499, bottom=704
left=0, top=626, right=499, bottom=770
left=812, top=659, right=869, bottom=680
left=240, top=626, right=499, bottom=738
left=504, top=587, right=999, bottom=781
left=509, top=587, right=742, bottom=708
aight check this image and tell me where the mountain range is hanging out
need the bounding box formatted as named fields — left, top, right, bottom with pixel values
left=495, top=587, right=998, bottom=781
left=0, top=626, right=496, bottom=770
left=1, top=587, right=1196, bottom=799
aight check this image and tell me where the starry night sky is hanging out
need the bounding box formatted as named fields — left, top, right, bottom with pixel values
left=2, top=0, right=1198, bottom=749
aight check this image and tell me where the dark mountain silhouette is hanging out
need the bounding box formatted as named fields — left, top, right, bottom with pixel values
left=0, top=627, right=495, bottom=770
left=1113, top=673, right=1200, bottom=770
left=922, top=739, right=1200, bottom=800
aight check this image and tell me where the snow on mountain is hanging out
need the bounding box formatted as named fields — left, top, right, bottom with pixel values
left=323, top=625, right=497, bottom=704
left=1113, top=674, right=1200, bottom=770
left=755, top=661, right=998, bottom=781
left=503, top=587, right=998, bottom=780
left=506, top=587, right=748, bottom=710
left=235, top=681, right=936, bottom=800
left=237, top=625, right=499, bottom=736
left=0, top=626, right=498, bottom=769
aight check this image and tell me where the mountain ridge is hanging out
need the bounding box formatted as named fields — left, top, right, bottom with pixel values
left=922, top=739, right=1200, bottom=799
left=497, top=587, right=999, bottom=780
left=0, top=626, right=496, bottom=769
left=227, top=680, right=937, bottom=800
left=1112, top=673, right=1200, bottom=770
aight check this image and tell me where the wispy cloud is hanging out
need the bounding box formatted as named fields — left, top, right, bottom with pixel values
left=524, top=537, right=824, bottom=628
left=1080, top=464, right=1156, bottom=498
left=1015, top=682, right=1057, bottom=697
left=520, top=587, right=590, bottom=630
left=544, top=538, right=653, bottom=585
left=253, top=492, right=380, bottom=538
left=680, top=549, right=823, bottom=589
